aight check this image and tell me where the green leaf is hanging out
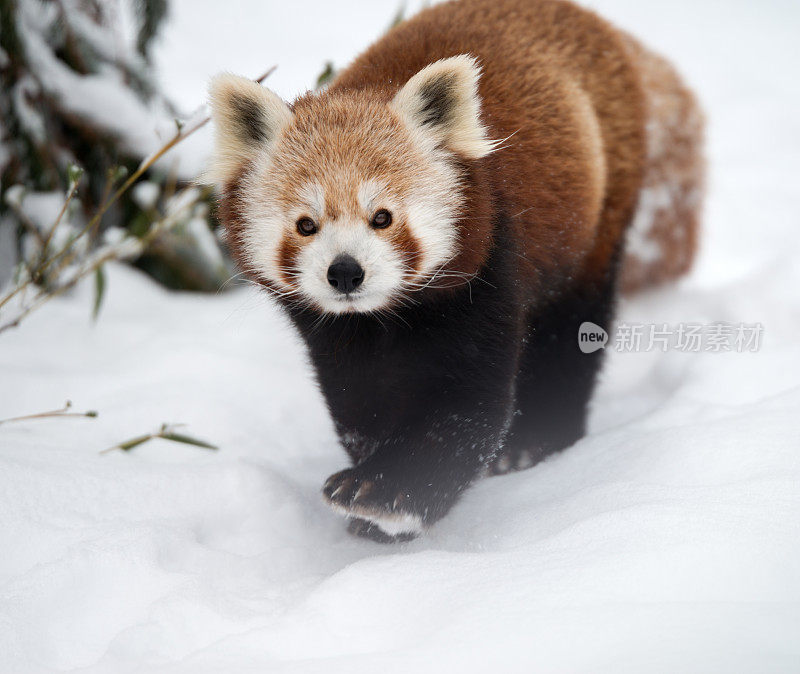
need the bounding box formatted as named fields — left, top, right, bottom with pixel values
left=387, top=3, right=406, bottom=31
left=112, top=165, right=129, bottom=183
left=160, top=432, right=218, bottom=450
left=315, top=61, right=336, bottom=90
left=115, top=434, right=153, bottom=451
left=92, top=265, right=106, bottom=320
left=66, top=163, right=84, bottom=188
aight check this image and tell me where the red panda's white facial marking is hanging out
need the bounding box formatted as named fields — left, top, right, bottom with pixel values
left=237, top=168, right=425, bottom=314
left=228, top=115, right=463, bottom=314
left=295, top=215, right=409, bottom=314
left=208, top=56, right=496, bottom=314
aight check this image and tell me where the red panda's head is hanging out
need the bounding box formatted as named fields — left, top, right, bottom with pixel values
left=208, top=55, right=497, bottom=314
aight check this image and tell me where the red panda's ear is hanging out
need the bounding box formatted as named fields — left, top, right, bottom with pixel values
left=205, top=74, right=293, bottom=185
left=391, top=55, right=497, bottom=160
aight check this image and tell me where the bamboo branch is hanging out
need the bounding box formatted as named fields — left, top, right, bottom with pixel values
left=0, top=66, right=278, bottom=330
left=39, top=173, right=81, bottom=258
left=0, top=179, right=208, bottom=335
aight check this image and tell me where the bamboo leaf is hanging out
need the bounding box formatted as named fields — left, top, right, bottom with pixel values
left=113, top=434, right=153, bottom=452
left=315, top=61, right=336, bottom=89
left=112, top=165, right=129, bottom=183
left=66, top=163, right=84, bottom=188
left=387, top=3, right=407, bottom=30
left=160, top=432, right=218, bottom=450
left=92, top=265, right=106, bottom=320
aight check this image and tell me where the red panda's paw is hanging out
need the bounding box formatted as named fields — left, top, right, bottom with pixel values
left=487, top=447, right=537, bottom=476
left=322, top=467, right=424, bottom=543
left=346, top=518, right=418, bottom=543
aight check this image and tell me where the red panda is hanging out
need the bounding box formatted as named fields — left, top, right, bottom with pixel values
left=208, top=0, right=704, bottom=542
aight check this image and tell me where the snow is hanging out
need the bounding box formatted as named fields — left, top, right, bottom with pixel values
left=15, top=0, right=164, bottom=155
left=131, top=182, right=161, bottom=211
left=12, top=0, right=203, bottom=179
left=11, top=74, right=47, bottom=144
left=625, top=184, right=671, bottom=262
left=6, top=189, right=64, bottom=233
left=1, top=0, right=800, bottom=672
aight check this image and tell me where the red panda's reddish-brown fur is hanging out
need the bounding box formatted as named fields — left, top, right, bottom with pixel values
left=210, top=0, right=705, bottom=541
left=219, top=0, right=703, bottom=301
left=617, top=36, right=704, bottom=293
left=327, top=0, right=702, bottom=295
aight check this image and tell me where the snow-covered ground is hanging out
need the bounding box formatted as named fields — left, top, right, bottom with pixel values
left=2, top=0, right=800, bottom=671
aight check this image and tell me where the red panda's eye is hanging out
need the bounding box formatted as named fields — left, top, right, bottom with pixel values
left=296, top=217, right=317, bottom=236
left=370, top=209, right=392, bottom=229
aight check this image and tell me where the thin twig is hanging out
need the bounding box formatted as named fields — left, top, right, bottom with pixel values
left=0, top=180, right=205, bottom=335
left=39, top=180, right=80, bottom=260
left=0, top=400, right=98, bottom=425
left=0, top=249, right=119, bottom=335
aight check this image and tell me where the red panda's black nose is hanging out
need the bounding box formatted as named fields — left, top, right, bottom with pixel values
left=327, top=255, right=364, bottom=294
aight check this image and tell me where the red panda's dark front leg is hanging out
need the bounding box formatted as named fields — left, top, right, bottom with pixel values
left=322, top=406, right=513, bottom=542
left=299, top=282, right=526, bottom=541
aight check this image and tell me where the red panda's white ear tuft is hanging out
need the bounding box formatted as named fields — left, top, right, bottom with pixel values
left=391, top=55, right=496, bottom=160
left=205, top=74, right=293, bottom=185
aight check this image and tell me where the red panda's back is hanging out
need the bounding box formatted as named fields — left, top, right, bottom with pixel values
left=333, top=0, right=648, bottom=290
